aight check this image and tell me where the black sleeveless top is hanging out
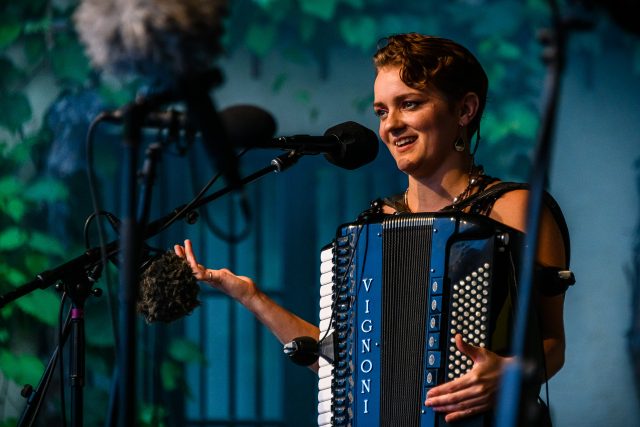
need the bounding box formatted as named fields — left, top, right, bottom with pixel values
left=361, top=181, right=575, bottom=296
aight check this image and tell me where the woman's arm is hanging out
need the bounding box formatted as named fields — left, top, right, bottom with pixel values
left=492, top=189, right=567, bottom=379
left=175, top=240, right=321, bottom=369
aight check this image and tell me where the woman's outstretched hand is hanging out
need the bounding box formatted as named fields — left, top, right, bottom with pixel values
left=174, top=239, right=258, bottom=306
left=424, top=334, right=513, bottom=422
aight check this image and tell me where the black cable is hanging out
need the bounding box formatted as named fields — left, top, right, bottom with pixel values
left=183, top=148, right=253, bottom=243
left=85, top=113, right=119, bottom=354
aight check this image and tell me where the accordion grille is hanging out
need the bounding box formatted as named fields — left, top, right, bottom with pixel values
left=380, top=217, right=433, bottom=426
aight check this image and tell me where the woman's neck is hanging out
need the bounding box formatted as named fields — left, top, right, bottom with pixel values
left=405, top=164, right=473, bottom=212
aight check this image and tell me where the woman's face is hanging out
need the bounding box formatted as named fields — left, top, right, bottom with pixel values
left=373, top=66, right=461, bottom=179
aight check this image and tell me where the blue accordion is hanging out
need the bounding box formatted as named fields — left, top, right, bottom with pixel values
left=317, top=212, right=523, bottom=427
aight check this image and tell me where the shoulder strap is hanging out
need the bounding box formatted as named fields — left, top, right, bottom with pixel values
left=450, top=182, right=572, bottom=266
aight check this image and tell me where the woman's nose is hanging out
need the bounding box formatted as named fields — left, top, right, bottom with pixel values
left=383, top=109, right=405, bottom=135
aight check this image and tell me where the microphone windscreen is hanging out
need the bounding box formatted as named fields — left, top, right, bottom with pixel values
left=137, top=251, right=201, bottom=323
left=324, top=122, right=379, bottom=170
left=220, top=105, right=278, bottom=147
left=74, top=0, right=227, bottom=80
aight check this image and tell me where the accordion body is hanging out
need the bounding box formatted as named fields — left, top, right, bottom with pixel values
left=317, top=212, right=525, bottom=427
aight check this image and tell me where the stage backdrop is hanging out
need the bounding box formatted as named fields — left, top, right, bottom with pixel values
left=0, top=1, right=639, bottom=427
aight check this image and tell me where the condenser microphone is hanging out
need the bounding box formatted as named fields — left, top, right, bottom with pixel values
left=73, top=0, right=227, bottom=81
left=74, top=0, right=244, bottom=190
left=262, top=121, right=379, bottom=170
left=102, top=104, right=278, bottom=147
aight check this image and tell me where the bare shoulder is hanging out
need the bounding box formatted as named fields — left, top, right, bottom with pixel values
left=488, top=188, right=529, bottom=233
left=489, top=188, right=567, bottom=267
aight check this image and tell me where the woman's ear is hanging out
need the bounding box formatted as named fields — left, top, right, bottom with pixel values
left=458, top=92, right=480, bottom=126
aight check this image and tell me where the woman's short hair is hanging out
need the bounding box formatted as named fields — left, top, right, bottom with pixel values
left=374, top=33, right=488, bottom=137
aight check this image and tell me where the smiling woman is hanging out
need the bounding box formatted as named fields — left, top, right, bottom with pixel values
left=175, top=33, right=573, bottom=427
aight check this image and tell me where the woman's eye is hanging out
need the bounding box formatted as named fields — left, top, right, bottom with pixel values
left=402, top=100, right=419, bottom=109
left=374, top=109, right=387, bottom=118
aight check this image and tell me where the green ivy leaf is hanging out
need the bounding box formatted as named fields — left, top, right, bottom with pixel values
left=0, top=176, right=21, bottom=197
left=0, top=349, right=45, bottom=386
left=271, top=73, right=288, bottom=93
left=167, top=338, right=206, bottom=363
left=0, top=20, right=21, bottom=51
left=0, top=92, right=32, bottom=132
left=339, top=16, right=377, bottom=51
left=24, top=253, right=50, bottom=275
left=23, top=17, right=52, bottom=35
left=294, top=89, right=311, bottom=105
left=0, top=197, right=26, bottom=222
left=0, top=227, right=28, bottom=250
left=299, top=0, right=339, bottom=21
left=138, top=404, right=167, bottom=427
left=502, top=101, right=539, bottom=139
left=245, top=23, right=277, bottom=57
left=160, top=360, right=181, bottom=391
left=0, top=328, right=9, bottom=343
left=0, top=418, right=18, bottom=427
left=50, top=36, right=90, bottom=84
left=24, top=177, right=69, bottom=202
left=14, top=289, right=60, bottom=326
left=0, top=303, right=15, bottom=319
left=28, top=231, right=66, bottom=257
left=0, top=262, right=28, bottom=287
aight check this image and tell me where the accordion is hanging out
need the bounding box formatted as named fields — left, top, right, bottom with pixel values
left=317, top=212, right=524, bottom=427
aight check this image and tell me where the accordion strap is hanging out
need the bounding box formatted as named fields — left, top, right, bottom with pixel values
left=366, top=182, right=572, bottom=266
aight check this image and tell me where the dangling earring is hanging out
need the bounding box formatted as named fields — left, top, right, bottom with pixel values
left=454, top=125, right=466, bottom=152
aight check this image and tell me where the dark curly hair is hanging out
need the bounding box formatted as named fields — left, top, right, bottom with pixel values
left=137, top=251, right=201, bottom=323
left=373, top=33, right=488, bottom=138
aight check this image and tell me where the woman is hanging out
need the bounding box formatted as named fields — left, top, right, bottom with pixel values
left=175, top=33, right=570, bottom=424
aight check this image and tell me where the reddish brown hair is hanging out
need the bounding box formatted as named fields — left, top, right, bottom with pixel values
left=374, top=33, right=488, bottom=137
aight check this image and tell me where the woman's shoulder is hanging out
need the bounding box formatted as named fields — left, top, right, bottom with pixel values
left=488, top=184, right=570, bottom=267
left=488, top=186, right=530, bottom=232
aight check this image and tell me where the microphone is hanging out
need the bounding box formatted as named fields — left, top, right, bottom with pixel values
left=137, top=251, right=201, bottom=323
left=283, top=334, right=336, bottom=366
left=102, top=106, right=376, bottom=170
left=74, top=0, right=244, bottom=190
left=261, top=121, right=379, bottom=170
left=102, top=104, right=278, bottom=147
left=73, top=0, right=227, bottom=81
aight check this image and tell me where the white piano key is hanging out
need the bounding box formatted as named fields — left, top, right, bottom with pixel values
left=320, top=281, right=333, bottom=295
left=318, top=364, right=333, bottom=379
left=320, top=262, right=334, bottom=274
left=318, top=376, right=332, bottom=390
left=319, top=295, right=333, bottom=309
left=318, top=399, right=332, bottom=414
left=318, top=387, right=333, bottom=402
left=320, top=248, right=334, bottom=262
left=320, top=272, right=334, bottom=286
left=318, top=412, right=332, bottom=426
left=319, top=307, right=332, bottom=321
left=319, top=319, right=331, bottom=332
left=319, top=356, right=332, bottom=368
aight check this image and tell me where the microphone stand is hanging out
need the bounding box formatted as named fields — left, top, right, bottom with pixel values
left=0, top=149, right=302, bottom=426
left=494, top=1, right=591, bottom=426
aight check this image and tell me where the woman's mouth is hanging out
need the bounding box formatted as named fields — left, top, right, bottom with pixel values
left=394, top=136, right=416, bottom=147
